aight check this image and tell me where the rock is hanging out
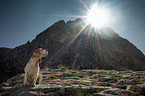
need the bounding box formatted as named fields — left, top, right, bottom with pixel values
left=97, top=77, right=118, bottom=83
left=1, top=69, right=145, bottom=96
left=17, top=91, right=45, bottom=96
left=45, top=92, right=60, bottom=96
left=64, top=92, right=77, bottom=96
left=61, top=73, right=74, bottom=77
left=91, top=93, right=105, bottom=96
left=31, top=87, right=60, bottom=93
left=127, top=85, right=145, bottom=95
left=65, top=87, right=77, bottom=93
left=97, top=82, right=111, bottom=86
left=0, top=91, right=11, bottom=96
left=0, top=86, right=12, bottom=93
left=6, top=74, right=24, bottom=87
left=0, top=83, right=11, bottom=93
left=117, top=79, right=138, bottom=85
left=0, top=83, right=10, bottom=87
left=99, top=88, right=136, bottom=96
left=87, top=71, right=97, bottom=76
left=56, top=88, right=65, bottom=95
left=90, top=74, right=103, bottom=79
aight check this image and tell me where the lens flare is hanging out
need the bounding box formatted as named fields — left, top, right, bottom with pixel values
left=87, top=4, right=110, bottom=28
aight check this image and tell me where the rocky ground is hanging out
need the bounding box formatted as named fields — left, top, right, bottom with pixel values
left=1, top=68, right=145, bottom=96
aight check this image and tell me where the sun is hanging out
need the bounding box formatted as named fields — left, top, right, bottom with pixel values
left=87, top=4, right=110, bottom=28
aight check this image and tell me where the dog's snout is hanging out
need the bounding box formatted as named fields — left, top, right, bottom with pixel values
left=44, top=49, right=48, bottom=55
left=45, top=49, right=48, bottom=52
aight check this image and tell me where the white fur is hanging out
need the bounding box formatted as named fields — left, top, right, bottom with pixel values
left=24, top=48, right=48, bottom=86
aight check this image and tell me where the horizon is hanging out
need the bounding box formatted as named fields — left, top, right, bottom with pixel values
left=0, top=0, right=145, bottom=55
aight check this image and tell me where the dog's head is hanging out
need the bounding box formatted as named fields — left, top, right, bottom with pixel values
left=32, top=48, right=48, bottom=58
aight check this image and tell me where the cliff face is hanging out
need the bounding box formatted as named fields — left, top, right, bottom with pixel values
left=0, top=19, right=145, bottom=82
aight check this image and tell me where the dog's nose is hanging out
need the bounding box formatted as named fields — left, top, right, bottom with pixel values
left=45, top=49, right=48, bottom=51
left=45, top=49, right=48, bottom=52
left=45, top=49, right=48, bottom=54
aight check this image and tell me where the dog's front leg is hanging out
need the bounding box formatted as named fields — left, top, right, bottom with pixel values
left=24, top=73, right=28, bottom=86
left=36, top=74, right=42, bottom=84
left=31, top=74, right=38, bottom=86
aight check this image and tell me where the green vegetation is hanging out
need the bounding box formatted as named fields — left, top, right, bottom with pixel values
left=126, top=70, right=133, bottom=73
left=90, top=74, right=104, bottom=79
left=45, top=67, right=53, bottom=71
left=47, top=75, right=58, bottom=79
left=59, top=66, right=68, bottom=70
left=114, top=74, right=123, bottom=78
left=77, top=74, right=86, bottom=78
left=71, top=71, right=77, bottom=74
left=77, top=92, right=85, bottom=96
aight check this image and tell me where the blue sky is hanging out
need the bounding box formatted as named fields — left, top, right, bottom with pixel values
left=0, top=0, right=145, bottom=54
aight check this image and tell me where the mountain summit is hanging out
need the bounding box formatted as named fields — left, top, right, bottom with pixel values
left=0, top=18, right=145, bottom=82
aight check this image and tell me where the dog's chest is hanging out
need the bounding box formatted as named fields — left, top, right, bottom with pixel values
left=28, top=65, right=39, bottom=74
left=26, top=58, right=40, bottom=73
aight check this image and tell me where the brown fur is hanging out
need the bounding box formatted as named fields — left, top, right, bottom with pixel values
left=24, top=48, right=48, bottom=86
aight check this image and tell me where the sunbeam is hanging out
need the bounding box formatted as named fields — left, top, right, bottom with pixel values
left=48, top=0, right=116, bottom=63
left=49, top=22, right=88, bottom=62
left=65, top=23, right=88, bottom=48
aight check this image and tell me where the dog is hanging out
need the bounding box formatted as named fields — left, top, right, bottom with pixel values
left=24, top=48, right=48, bottom=86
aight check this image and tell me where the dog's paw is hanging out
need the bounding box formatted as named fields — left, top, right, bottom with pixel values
left=24, top=83, right=29, bottom=86
left=30, top=84, right=36, bottom=87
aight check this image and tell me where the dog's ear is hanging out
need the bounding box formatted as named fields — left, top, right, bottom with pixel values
left=32, top=48, right=41, bottom=57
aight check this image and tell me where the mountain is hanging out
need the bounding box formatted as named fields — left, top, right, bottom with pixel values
left=0, top=18, right=145, bottom=83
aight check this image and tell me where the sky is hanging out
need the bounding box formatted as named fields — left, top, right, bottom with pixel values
left=0, top=0, right=145, bottom=54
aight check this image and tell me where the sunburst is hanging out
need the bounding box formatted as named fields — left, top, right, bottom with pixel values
left=87, top=4, right=111, bottom=28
